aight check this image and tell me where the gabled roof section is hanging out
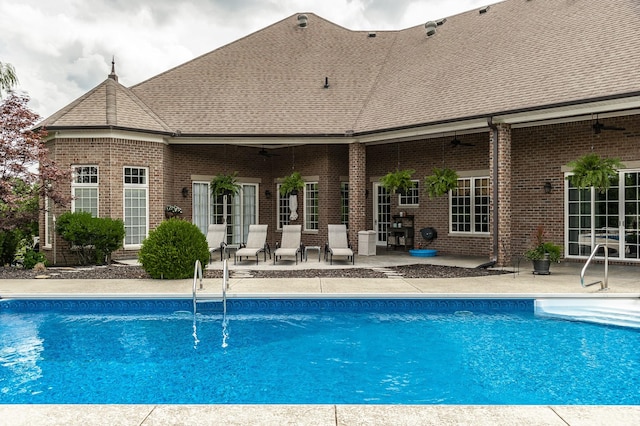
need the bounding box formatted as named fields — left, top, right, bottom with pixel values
left=130, top=13, right=398, bottom=135
left=40, top=76, right=172, bottom=133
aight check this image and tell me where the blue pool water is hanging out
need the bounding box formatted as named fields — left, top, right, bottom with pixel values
left=1, top=298, right=638, bottom=405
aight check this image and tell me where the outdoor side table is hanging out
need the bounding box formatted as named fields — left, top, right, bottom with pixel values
left=304, top=245, right=321, bottom=262
left=225, top=244, right=240, bottom=259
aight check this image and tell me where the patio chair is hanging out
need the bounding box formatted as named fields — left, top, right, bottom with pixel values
left=274, top=225, right=302, bottom=264
left=327, top=224, right=354, bottom=265
left=234, top=224, right=270, bottom=265
left=206, top=224, right=227, bottom=262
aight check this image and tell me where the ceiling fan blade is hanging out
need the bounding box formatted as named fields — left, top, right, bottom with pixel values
left=601, top=125, right=626, bottom=131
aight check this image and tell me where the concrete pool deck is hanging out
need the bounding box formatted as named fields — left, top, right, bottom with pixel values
left=1, top=254, right=639, bottom=425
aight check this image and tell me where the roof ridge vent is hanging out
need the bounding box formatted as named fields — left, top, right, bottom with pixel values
left=425, top=21, right=437, bottom=37
left=297, top=14, right=308, bottom=27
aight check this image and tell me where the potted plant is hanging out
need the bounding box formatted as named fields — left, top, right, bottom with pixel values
left=164, top=205, right=182, bottom=219
left=524, top=226, right=562, bottom=275
left=566, top=153, right=624, bottom=193
left=279, top=171, right=305, bottom=221
left=424, top=167, right=459, bottom=198
left=380, top=169, right=416, bottom=194
left=210, top=172, right=241, bottom=198
left=279, top=171, right=305, bottom=196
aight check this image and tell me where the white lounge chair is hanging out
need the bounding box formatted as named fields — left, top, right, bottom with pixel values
left=327, top=224, right=354, bottom=264
left=206, top=224, right=227, bottom=262
left=234, top=224, right=270, bottom=265
left=274, top=225, right=302, bottom=264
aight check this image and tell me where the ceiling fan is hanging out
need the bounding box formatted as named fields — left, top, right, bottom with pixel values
left=258, top=147, right=280, bottom=158
left=592, top=117, right=626, bottom=134
left=450, top=136, right=475, bottom=148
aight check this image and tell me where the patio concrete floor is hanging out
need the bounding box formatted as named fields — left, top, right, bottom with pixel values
left=1, top=251, right=638, bottom=425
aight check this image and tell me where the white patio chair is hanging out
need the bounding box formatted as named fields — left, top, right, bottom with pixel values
left=274, top=225, right=302, bottom=264
left=327, top=224, right=354, bottom=265
left=234, top=224, right=270, bottom=265
left=206, top=224, right=227, bottom=262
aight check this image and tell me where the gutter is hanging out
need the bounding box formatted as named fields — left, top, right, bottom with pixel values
left=487, top=117, right=499, bottom=264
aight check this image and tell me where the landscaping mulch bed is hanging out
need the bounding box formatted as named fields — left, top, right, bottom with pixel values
left=0, top=263, right=509, bottom=280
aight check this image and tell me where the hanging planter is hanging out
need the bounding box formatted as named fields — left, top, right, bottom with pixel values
left=279, top=171, right=305, bottom=220
left=566, top=153, right=624, bottom=193
left=424, top=167, right=459, bottom=198
left=380, top=169, right=415, bottom=194
left=210, top=172, right=241, bottom=198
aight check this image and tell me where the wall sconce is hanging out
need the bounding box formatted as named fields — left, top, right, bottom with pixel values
left=265, top=189, right=272, bottom=199
left=181, top=187, right=189, bottom=198
left=543, top=182, right=553, bottom=194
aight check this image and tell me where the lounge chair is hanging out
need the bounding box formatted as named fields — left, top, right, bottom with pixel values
left=327, top=224, right=354, bottom=264
left=234, top=224, right=270, bottom=265
left=206, top=224, right=227, bottom=262
left=274, top=225, right=302, bottom=264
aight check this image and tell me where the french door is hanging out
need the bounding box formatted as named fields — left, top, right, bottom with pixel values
left=373, top=183, right=391, bottom=246
left=566, top=170, right=640, bottom=260
left=193, top=182, right=258, bottom=244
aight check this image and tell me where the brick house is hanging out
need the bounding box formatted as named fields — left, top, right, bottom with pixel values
left=39, top=0, right=640, bottom=266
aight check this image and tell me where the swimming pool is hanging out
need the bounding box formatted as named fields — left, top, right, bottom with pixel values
left=1, top=298, right=638, bottom=405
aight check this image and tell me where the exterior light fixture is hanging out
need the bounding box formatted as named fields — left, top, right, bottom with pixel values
left=543, top=182, right=552, bottom=194
left=265, top=189, right=272, bottom=199
left=181, top=187, right=189, bottom=198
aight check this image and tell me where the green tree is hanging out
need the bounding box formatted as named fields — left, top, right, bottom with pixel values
left=0, top=62, right=18, bottom=97
left=0, top=93, right=71, bottom=233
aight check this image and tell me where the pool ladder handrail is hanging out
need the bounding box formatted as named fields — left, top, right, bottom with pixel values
left=192, top=258, right=229, bottom=318
left=580, top=243, right=609, bottom=291
left=192, top=259, right=203, bottom=314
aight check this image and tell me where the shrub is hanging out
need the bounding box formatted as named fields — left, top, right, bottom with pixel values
left=56, top=212, right=125, bottom=265
left=22, top=248, right=48, bottom=269
left=138, top=218, right=209, bottom=279
left=0, top=229, right=21, bottom=266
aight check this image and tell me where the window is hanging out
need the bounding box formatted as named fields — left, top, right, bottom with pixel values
left=399, top=180, right=419, bottom=206
left=123, top=167, right=148, bottom=247
left=341, top=182, right=349, bottom=228
left=72, top=165, right=98, bottom=216
left=277, top=184, right=290, bottom=230
left=304, top=182, right=319, bottom=231
left=450, top=177, right=489, bottom=234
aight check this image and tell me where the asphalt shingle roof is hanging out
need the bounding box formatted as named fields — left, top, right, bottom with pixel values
left=41, top=0, right=640, bottom=136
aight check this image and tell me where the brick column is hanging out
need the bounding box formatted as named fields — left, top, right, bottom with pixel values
left=349, top=142, right=366, bottom=252
left=490, top=123, right=512, bottom=266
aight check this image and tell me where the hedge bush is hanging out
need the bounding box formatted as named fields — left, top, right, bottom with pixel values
left=56, top=212, right=125, bottom=265
left=138, top=218, right=209, bottom=279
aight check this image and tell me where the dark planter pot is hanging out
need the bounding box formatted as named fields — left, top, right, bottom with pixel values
left=532, top=259, right=551, bottom=275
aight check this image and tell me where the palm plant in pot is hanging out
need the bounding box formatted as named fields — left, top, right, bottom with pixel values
left=524, top=226, right=562, bottom=275
left=210, top=172, right=241, bottom=198
left=380, top=169, right=415, bottom=195
left=424, top=167, right=459, bottom=198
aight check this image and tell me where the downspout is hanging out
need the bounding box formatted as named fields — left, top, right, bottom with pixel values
left=488, top=117, right=499, bottom=263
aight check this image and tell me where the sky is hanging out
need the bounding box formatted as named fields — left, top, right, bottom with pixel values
left=0, top=0, right=488, bottom=119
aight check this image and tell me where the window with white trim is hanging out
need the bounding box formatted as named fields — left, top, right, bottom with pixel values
left=340, top=182, right=349, bottom=228
left=123, top=167, right=148, bottom=247
left=304, top=182, right=319, bottom=231
left=44, top=197, right=53, bottom=248
left=450, top=176, right=489, bottom=234
left=72, top=165, right=98, bottom=216
left=277, top=184, right=290, bottom=230
left=399, top=180, right=419, bottom=206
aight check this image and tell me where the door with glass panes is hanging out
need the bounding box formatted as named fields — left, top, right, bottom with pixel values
left=566, top=170, right=640, bottom=260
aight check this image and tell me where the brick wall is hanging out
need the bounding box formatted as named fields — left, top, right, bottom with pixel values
left=42, top=113, right=640, bottom=265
